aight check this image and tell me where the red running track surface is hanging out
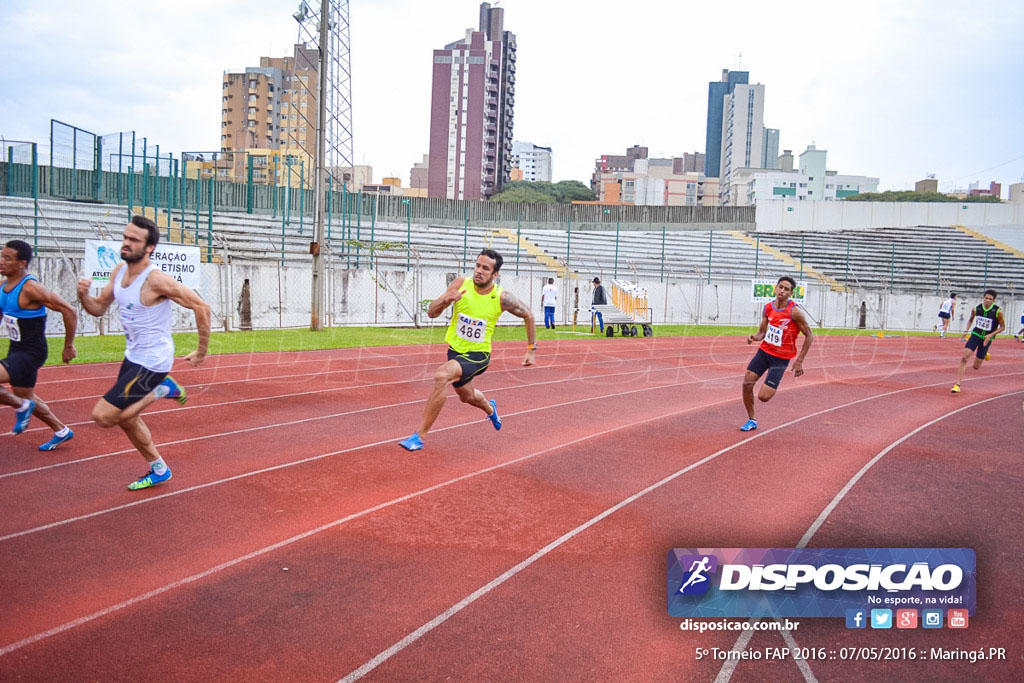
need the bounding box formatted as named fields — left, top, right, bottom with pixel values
left=0, top=335, right=1021, bottom=681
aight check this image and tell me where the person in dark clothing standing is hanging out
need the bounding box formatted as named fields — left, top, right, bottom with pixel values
left=591, top=277, right=608, bottom=332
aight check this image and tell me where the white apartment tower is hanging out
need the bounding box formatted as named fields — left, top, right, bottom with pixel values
left=720, top=83, right=765, bottom=205
left=511, top=141, right=552, bottom=182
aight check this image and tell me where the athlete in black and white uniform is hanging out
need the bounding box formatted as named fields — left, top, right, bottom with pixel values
left=77, top=216, right=211, bottom=489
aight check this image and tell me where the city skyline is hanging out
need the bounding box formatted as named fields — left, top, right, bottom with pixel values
left=1, top=0, right=1022, bottom=195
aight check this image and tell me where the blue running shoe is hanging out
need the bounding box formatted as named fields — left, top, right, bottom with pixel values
left=13, top=400, right=35, bottom=434
left=157, top=376, right=187, bottom=405
left=39, top=429, right=74, bottom=451
left=488, top=399, right=501, bottom=431
left=399, top=433, right=424, bottom=451
left=740, top=418, right=758, bottom=432
left=128, top=466, right=172, bottom=490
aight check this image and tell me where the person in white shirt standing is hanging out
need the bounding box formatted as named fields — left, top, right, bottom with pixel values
left=541, top=277, right=558, bottom=329
left=935, top=292, right=956, bottom=338
left=77, top=216, right=211, bottom=490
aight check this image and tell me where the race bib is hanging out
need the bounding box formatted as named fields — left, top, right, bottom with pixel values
left=455, top=312, right=488, bottom=344
left=973, top=316, right=993, bottom=332
left=0, top=314, right=21, bottom=342
left=764, top=324, right=783, bottom=347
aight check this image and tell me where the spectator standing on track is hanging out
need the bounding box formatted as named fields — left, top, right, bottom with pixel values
left=951, top=289, right=1005, bottom=394
left=935, top=292, right=956, bottom=338
left=541, top=277, right=558, bottom=330
left=740, top=276, right=814, bottom=431
left=591, top=277, right=608, bottom=333
left=1, top=240, right=79, bottom=450
left=398, top=249, right=536, bottom=452
left=76, top=216, right=211, bottom=490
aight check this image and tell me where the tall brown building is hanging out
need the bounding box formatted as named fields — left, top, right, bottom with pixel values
left=220, top=44, right=318, bottom=185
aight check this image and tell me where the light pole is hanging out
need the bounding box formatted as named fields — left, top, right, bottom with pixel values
left=403, top=198, right=411, bottom=271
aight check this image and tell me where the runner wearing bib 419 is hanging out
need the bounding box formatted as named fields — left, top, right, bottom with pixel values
left=741, top=277, right=814, bottom=432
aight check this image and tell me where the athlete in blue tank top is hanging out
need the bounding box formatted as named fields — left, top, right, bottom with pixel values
left=1, top=240, right=79, bottom=449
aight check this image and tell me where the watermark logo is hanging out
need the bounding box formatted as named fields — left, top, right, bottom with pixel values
left=667, top=548, right=975, bottom=618
left=676, top=555, right=718, bottom=596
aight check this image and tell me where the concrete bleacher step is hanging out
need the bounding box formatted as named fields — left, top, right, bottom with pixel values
left=952, top=224, right=1024, bottom=259
left=731, top=231, right=847, bottom=291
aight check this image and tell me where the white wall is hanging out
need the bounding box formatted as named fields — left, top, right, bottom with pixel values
left=756, top=199, right=1024, bottom=232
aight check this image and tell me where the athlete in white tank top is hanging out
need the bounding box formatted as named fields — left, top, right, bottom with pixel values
left=77, top=217, right=211, bottom=490
left=114, top=264, right=175, bottom=373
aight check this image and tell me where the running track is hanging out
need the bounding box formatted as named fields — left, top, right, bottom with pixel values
left=0, top=335, right=1021, bottom=681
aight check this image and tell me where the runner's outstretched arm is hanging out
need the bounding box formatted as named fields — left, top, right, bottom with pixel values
left=790, top=306, right=814, bottom=377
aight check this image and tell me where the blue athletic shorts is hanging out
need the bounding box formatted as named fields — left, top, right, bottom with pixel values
left=746, top=348, right=790, bottom=389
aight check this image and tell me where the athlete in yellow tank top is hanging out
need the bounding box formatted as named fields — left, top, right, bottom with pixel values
left=399, top=249, right=537, bottom=451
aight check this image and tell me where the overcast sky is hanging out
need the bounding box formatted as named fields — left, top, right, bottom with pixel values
left=2, top=0, right=1022, bottom=194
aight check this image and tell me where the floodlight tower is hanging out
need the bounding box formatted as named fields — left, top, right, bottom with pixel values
left=293, top=0, right=354, bottom=330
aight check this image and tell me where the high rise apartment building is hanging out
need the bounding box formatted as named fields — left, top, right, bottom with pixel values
left=719, top=83, right=765, bottom=204
left=511, top=141, right=552, bottom=182
left=704, top=69, right=748, bottom=177
left=427, top=3, right=516, bottom=200
left=220, top=45, right=318, bottom=185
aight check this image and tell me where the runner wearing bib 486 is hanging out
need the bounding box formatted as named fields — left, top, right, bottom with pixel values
left=951, top=289, right=1005, bottom=394
left=740, top=276, right=814, bottom=431
left=399, top=249, right=537, bottom=452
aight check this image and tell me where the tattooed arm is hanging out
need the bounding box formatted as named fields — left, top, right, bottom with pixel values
left=500, top=290, right=537, bottom=367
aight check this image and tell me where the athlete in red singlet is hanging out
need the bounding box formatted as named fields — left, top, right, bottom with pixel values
left=740, top=276, right=814, bottom=431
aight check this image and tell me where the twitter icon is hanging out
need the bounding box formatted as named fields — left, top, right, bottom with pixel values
left=870, top=609, right=892, bottom=629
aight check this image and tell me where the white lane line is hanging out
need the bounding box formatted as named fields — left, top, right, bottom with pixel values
left=335, top=375, right=1021, bottom=681
left=0, top=351, right=756, bottom=479
left=714, top=389, right=1024, bottom=683
left=2, top=342, right=924, bottom=473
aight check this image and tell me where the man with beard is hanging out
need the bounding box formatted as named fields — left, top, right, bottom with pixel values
left=399, top=249, right=536, bottom=451
left=1, top=239, right=79, bottom=449
left=76, top=216, right=211, bottom=490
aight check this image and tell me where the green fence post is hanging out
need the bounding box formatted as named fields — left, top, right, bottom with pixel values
left=890, top=243, right=895, bottom=294
left=515, top=211, right=521, bottom=275
left=154, top=144, right=159, bottom=214
left=207, top=176, right=213, bottom=262
left=94, top=135, right=102, bottom=201
left=272, top=157, right=278, bottom=219
left=355, top=189, right=362, bottom=268
left=5, top=147, right=11, bottom=196
left=127, top=165, right=134, bottom=220
left=463, top=204, right=469, bottom=271
left=194, top=176, right=200, bottom=245
left=754, top=233, right=760, bottom=276
left=566, top=213, right=572, bottom=278
left=298, top=160, right=305, bottom=235
left=326, top=174, right=333, bottom=243
left=246, top=154, right=254, bottom=214
left=71, top=126, right=78, bottom=200
left=370, top=194, right=377, bottom=267
left=707, top=230, right=713, bottom=284
left=341, top=184, right=348, bottom=262
left=660, top=226, right=666, bottom=283
left=614, top=215, right=620, bottom=279
left=48, top=120, right=53, bottom=199
left=117, top=133, right=124, bottom=205
left=936, top=246, right=942, bottom=295
left=142, top=162, right=148, bottom=217
left=799, top=235, right=805, bottom=279
left=404, top=198, right=411, bottom=271
left=31, top=143, right=39, bottom=251
left=844, top=239, right=850, bottom=287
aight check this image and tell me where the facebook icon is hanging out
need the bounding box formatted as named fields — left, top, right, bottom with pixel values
left=845, top=609, right=867, bottom=629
